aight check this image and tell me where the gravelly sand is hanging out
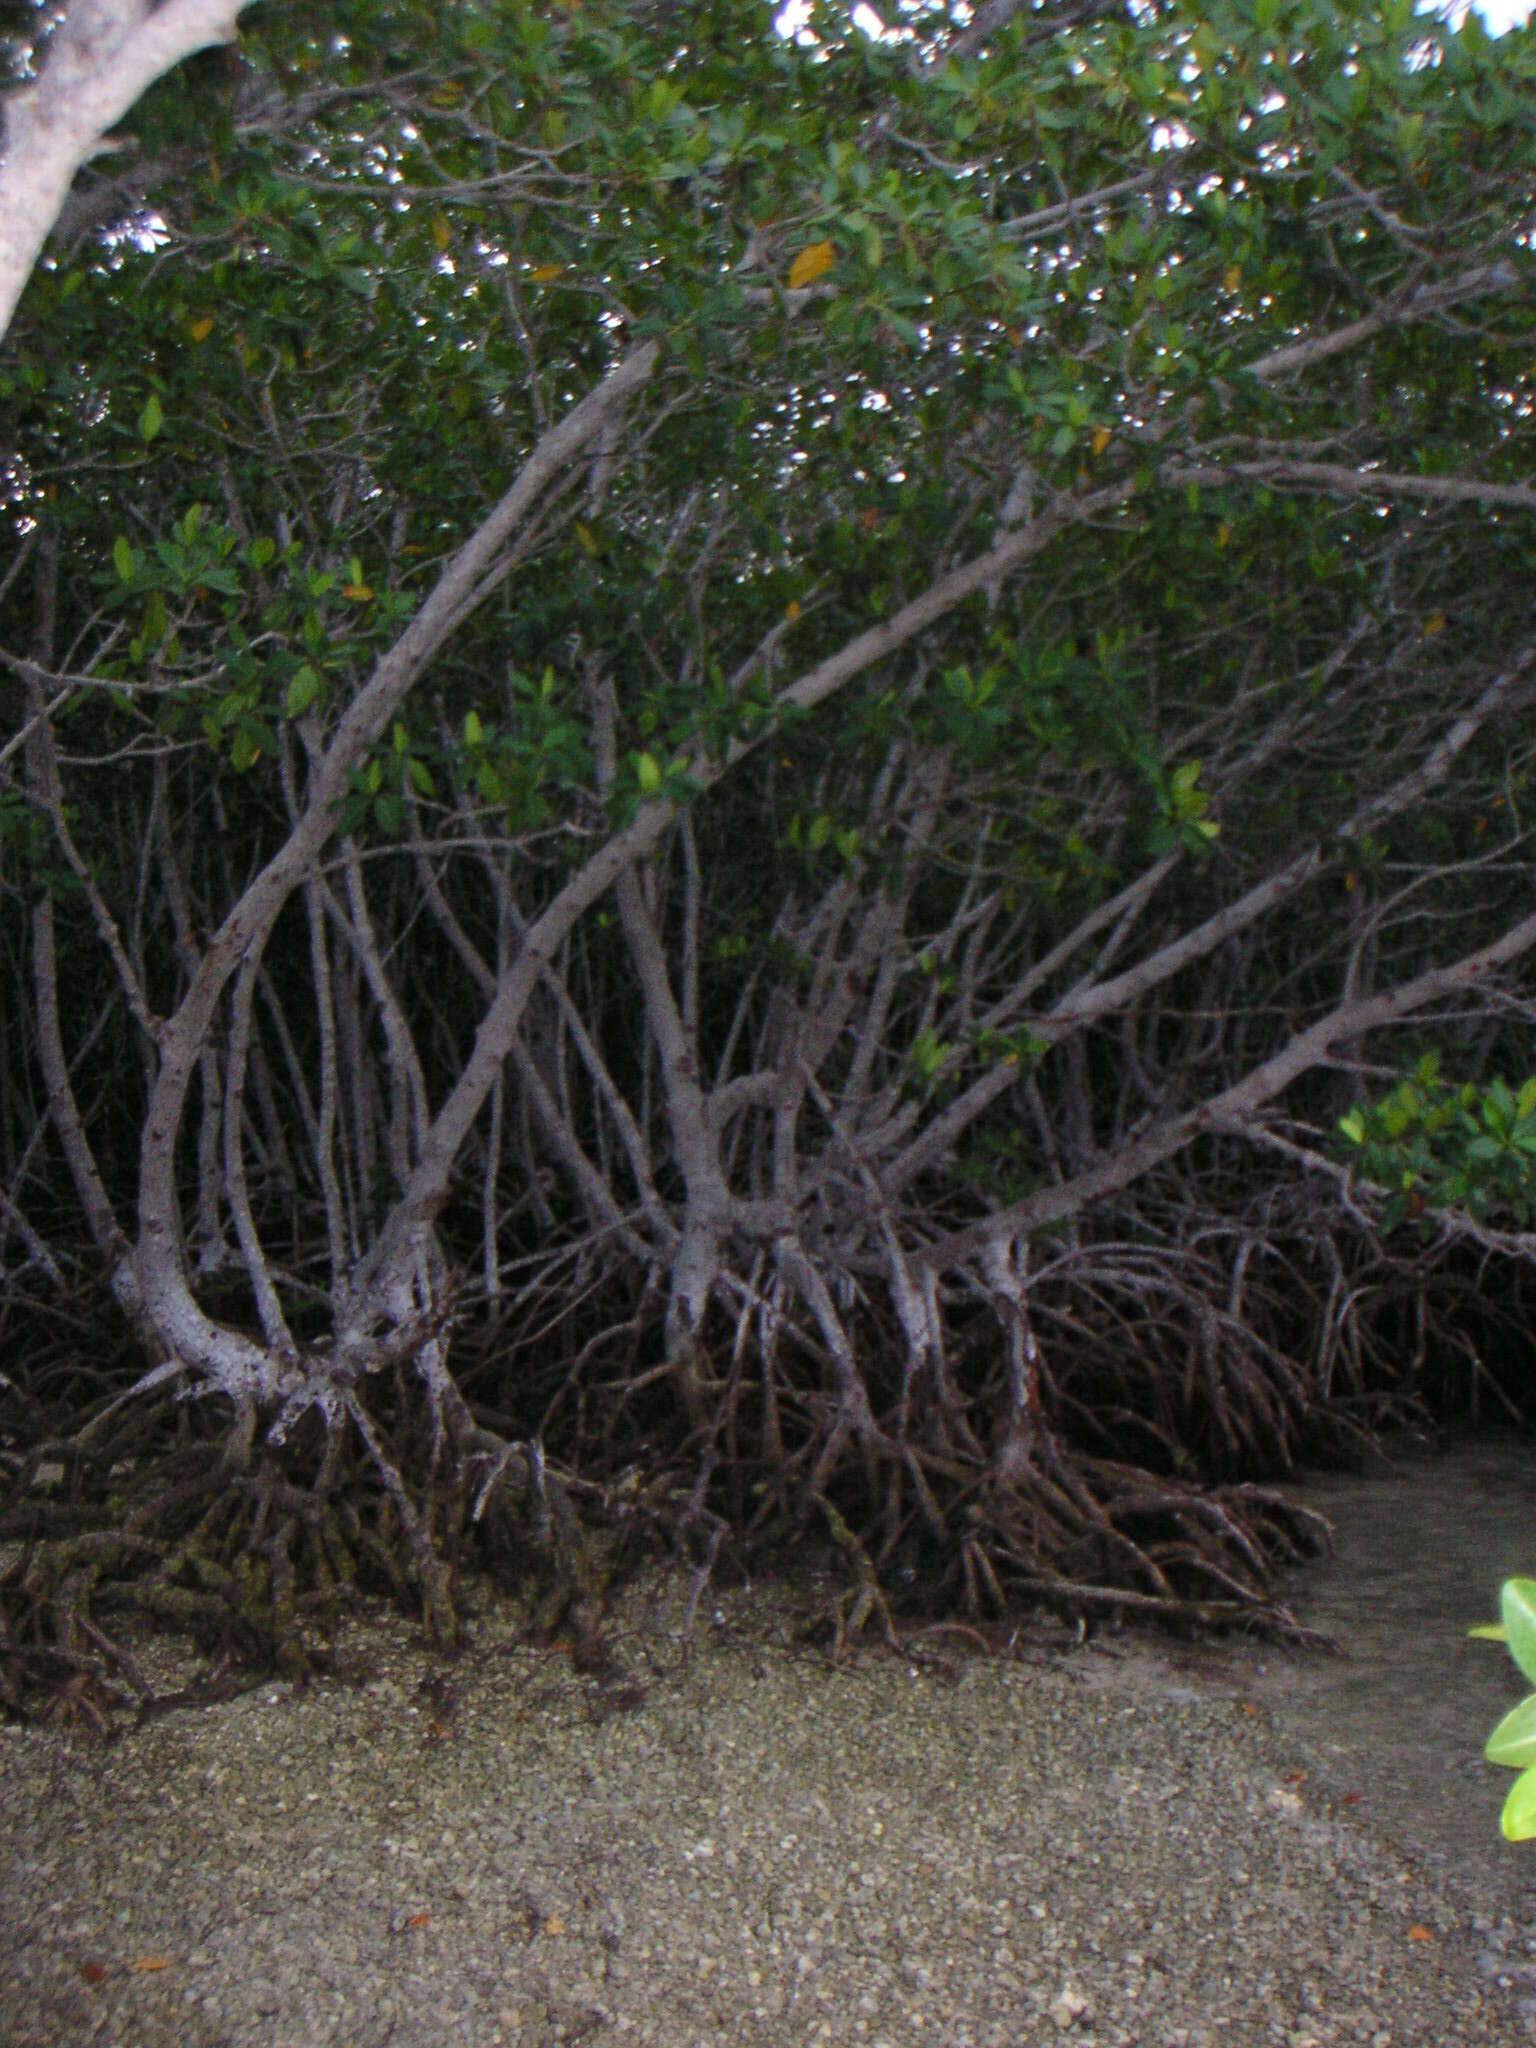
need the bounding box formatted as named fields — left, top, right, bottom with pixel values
left=2, top=1571, right=1532, bottom=2048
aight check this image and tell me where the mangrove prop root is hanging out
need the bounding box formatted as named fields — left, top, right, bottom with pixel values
left=6, top=1198, right=1485, bottom=1716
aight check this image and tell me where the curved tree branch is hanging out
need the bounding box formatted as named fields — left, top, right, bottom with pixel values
left=917, top=904, right=1536, bottom=1271
left=0, top=0, right=257, bottom=341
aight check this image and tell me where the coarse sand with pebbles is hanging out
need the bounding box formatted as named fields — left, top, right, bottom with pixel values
left=2, top=1567, right=1533, bottom=2048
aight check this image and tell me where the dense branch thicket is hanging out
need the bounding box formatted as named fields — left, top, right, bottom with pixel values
left=1, top=0, right=1534, bottom=1714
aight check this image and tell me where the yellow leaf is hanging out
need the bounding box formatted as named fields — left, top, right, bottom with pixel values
left=574, top=522, right=599, bottom=557
left=1407, top=1924, right=1436, bottom=1943
left=526, top=262, right=566, bottom=283
left=784, top=599, right=801, bottom=620
left=207, top=156, right=221, bottom=188
left=543, top=1913, right=566, bottom=1936
left=1344, top=872, right=1357, bottom=891
left=787, top=239, right=836, bottom=290
left=1423, top=612, right=1447, bottom=637
left=190, top=316, right=214, bottom=343
left=130, top=1956, right=174, bottom=1973
left=1090, top=425, right=1112, bottom=457
left=342, top=583, right=374, bottom=602
left=431, top=215, right=451, bottom=251
left=1216, top=521, right=1231, bottom=549
left=1223, top=264, right=1242, bottom=293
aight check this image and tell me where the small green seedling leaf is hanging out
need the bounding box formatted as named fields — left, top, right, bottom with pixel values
left=1503, top=1578, right=1536, bottom=1687
left=1486, top=1694, right=1536, bottom=1769
left=1502, top=1764, right=1536, bottom=1843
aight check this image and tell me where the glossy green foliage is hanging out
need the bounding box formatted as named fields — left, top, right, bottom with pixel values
left=7, top=0, right=1532, bottom=866
left=1337, top=1058, right=1536, bottom=1231
left=1474, top=1581, right=1536, bottom=1842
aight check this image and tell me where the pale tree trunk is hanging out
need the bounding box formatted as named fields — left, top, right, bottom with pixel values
left=0, top=0, right=257, bottom=341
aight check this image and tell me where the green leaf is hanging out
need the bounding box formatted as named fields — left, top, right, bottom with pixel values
left=912, top=1027, right=948, bottom=1080
left=407, top=756, right=436, bottom=797
left=464, top=710, right=484, bottom=747
left=1338, top=1111, right=1366, bottom=1146
left=1486, top=1078, right=1517, bottom=1133
left=1503, top=1579, right=1536, bottom=1687
left=113, top=535, right=135, bottom=582
left=636, top=751, right=662, bottom=795
left=284, top=664, right=321, bottom=718
left=138, top=393, right=163, bottom=444
left=1502, top=1764, right=1536, bottom=1842
left=1486, top=1693, right=1536, bottom=1768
